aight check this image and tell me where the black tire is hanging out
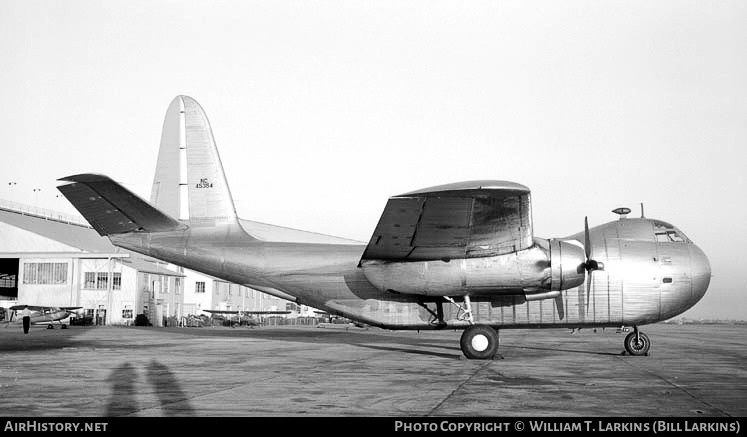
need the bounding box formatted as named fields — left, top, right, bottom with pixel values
left=624, top=331, right=651, bottom=356
left=460, top=325, right=499, bottom=360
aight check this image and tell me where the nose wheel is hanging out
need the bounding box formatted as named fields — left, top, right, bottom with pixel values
left=624, top=327, right=651, bottom=356
left=460, top=325, right=499, bottom=359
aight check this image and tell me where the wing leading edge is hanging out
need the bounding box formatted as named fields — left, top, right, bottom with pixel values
left=361, top=180, right=533, bottom=262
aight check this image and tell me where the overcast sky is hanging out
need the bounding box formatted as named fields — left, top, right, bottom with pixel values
left=1, top=0, right=744, bottom=319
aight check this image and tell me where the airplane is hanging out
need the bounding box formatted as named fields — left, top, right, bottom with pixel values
left=313, top=310, right=365, bottom=327
left=2, top=305, right=82, bottom=334
left=203, top=309, right=291, bottom=327
left=57, top=96, right=711, bottom=359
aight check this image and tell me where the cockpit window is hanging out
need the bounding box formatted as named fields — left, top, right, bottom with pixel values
left=652, top=220, right=689, bottom=243
left=655, top=230, right=685, bottom=243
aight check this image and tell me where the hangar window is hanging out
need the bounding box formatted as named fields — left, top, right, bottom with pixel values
left=84, top=272, right=113, bottom=289
left=84, top=272, right=95, bottom=288
left=175, top=278, right=182, bottom=295
left=122, top=308, right=133, bottom=319
left=23, top=263, right=67, bottom=285
left=96, top=273, right=108, bottom=289
left=195, top=281, right=206, bottom=293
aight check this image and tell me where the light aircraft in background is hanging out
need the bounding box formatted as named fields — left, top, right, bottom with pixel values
left=313, top=310, right=365, bottom=328
left=57, top=96, right=711, bottom=359
left=203, top=309, right=291, bottom=327
left=2, top=305, right=82, bottom=334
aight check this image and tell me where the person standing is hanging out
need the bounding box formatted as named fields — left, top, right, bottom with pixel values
left=19, top=306, right=32, bottom=334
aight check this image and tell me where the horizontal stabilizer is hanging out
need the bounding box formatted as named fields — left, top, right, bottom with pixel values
left=58, top=174, right=185, bottom=236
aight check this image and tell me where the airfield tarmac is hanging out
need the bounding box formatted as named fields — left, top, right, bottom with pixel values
left=0, top=323, right=743, bottom=417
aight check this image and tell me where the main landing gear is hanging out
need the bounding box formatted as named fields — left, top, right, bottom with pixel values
left=445, top=295, right=499, bottom=360
left=623, top=326, right=651, bottom=356
left=460, top=325, right=499, bottom=360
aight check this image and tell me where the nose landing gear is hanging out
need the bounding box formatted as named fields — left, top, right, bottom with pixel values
left=624, top=326, right=651, bottom=356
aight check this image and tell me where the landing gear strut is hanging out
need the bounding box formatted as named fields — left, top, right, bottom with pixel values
left=444, top=295, right=474, bottom=324
left=624, top=326, right=650, bottom=356
left=445, top=295, right=499, bottom=360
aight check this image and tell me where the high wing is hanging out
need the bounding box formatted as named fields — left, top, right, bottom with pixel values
left=361, top=180, right=533, bottom=262
left=9, top=305, right=81, bottom=312
left=242, top=311, right=291, bottom=315
left=204, top=310, right=290, bottom=315
left=10, top=305, right=53, bottom=312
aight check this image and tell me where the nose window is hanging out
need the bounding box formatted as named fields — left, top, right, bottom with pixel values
left=656, top=230, right=685, bottom=243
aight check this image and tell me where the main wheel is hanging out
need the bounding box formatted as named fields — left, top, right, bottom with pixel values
left=624, top=331, right=651, bottom=356
left=460, top=325, right=499, bottom=360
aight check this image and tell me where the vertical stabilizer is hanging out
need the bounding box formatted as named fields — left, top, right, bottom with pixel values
left=150, top=96, right=239, bottom=227
left=183, top=96, right=238, bottom=226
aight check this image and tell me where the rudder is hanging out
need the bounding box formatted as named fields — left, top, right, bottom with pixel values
left=150, top=95, right=239, bottom=228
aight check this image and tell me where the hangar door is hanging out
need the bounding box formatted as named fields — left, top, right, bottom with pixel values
left=0, top=258, right=19, bottom=299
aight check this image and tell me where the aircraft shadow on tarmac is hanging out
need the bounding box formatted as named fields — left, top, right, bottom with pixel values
left=502, top=344, right=624, bottom=357
left=158, top=328, right=620, bottom=359
left=155, top=327, right=466, bottom=359
left=354, top=343, right=462, bottom=360
left=159, top=327, right=626, bottom=360
left=105, top=360, right=195, bottom=416
left=156, top=327, right=636, bottom=360
left=353, top=340, right=622, bottom=360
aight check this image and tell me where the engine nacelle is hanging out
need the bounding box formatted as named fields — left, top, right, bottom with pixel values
left=360, top=238, right=586, bottom=297
left=547, top=239, right=586, bottom=291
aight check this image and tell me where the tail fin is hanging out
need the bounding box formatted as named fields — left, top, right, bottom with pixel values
left=58, top=174, right=185, bottom=236
left=150, top=95, right=239, bottom=227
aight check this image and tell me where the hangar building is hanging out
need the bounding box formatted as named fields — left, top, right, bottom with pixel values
left=0, top=200, right=297, bottom=325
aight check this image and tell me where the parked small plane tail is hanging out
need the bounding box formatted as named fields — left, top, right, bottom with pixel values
left=150, top=95, right=239, bottom=227
left=57, top=173, right=185, bottom=236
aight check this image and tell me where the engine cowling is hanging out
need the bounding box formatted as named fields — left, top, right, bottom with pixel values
left=547, top=239, right=586, bottom=291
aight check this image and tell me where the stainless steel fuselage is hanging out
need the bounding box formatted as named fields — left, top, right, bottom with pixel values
left=110, top=216, right=710, bottom=330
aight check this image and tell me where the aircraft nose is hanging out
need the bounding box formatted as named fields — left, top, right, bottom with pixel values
left=690, top=243, right=711, bottom=304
